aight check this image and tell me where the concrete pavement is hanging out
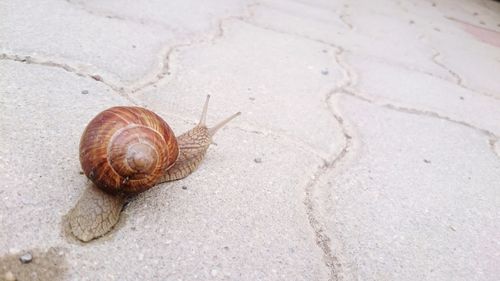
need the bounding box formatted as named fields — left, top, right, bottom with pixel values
left=1, top=0, right=499, bottom=280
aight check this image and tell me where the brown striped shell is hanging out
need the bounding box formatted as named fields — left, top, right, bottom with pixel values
left=79, top=107, right=179, bottom=194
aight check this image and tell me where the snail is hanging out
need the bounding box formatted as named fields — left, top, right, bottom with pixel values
left=67, top=95, right=240, bottom=242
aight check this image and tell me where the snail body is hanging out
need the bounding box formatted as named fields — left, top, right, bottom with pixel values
left=68, top=96, right=240, bottom=242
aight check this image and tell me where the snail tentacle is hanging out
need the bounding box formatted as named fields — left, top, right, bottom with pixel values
left=208, top=111, right=241, bottom=136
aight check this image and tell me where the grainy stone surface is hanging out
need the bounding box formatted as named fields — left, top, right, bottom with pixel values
left=0, top=248, right=67, bottom=281
left=1, top=0, right=499, bottom=280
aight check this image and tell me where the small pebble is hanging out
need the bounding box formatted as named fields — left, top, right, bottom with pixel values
left=254, top=158, right=262, bottom=163
left=409, top=20, right=415, bottom=24
left=423, top=159, right=431, bottom=164
left=19, top=252, right=33, bottom=264
left=81, top=90, right=89, bottom=95
left=322, top=49, right=328, bottom=53
left=321, top=69, right=329, bottom=75
left=91, top=74, right=102, bottom=81
left=459, top=96, right=464, bottom=100
left=132, top=44, right=136, bottom=48
left=249, top=97, right=255, bottom=101
left=4, top=271, right=16, bottom=281
left=182, top=186, right=188, bottom=190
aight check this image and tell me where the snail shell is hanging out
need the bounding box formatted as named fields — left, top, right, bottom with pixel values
left=79, top=106, right=179, bottom=194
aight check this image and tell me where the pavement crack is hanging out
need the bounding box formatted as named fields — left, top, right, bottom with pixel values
left=238, top=19, right=360, bottom=280
left=299, top=31, right=500, bottom=279
left=211, top=2, right=260, bottom=45
left=407, top=13, right=500, bottom=101
left=1, top=53, right=82, bottom=76
left=128, top=42, right=191, bottom=94
left=366, top=53, right=454, bottom=81
left=431, top=50, right=463, bottom=85
left=302, top=44, right=357, bottom=280
left=360, top=51, right=500, bottom=103
left=5, top=2, right=260, bottom=101
left=489, top=138, right=500, bottom=158
left=282, top=0, right=353, bottom=30
left=238, top=17, right=357, bottom=278
left=241, top=19, right=344, bottom=51
left=304, top=164, right=343, bottom=281
left=430, top=49, right=500, bottom=101
left=129, top=2, right=260, bottom=95
left=339, top=13, right=354, bottom=30
left=394, top=0, right=500, bottom=102
left=383, top=103, right=494, bottom=137
left=0, top=53, right=138, bottom=105
left=64, top=0, right=181, bottom=34
left=338, top=3, right=354, bottom=31
left=340, top=89, right=500, bottom=156
left=232, top=125, right=330, bottom=161
left=305, top=89, right=353, bottom=281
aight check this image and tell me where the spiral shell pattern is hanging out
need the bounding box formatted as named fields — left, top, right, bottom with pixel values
left=79, top=107, right=179, bottom=194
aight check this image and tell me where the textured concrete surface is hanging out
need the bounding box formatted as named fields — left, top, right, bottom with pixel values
left=1, top=0, right=499, bottom=280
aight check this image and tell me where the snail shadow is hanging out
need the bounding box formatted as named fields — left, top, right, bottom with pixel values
left=0, top=247, right=68, bottom=281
